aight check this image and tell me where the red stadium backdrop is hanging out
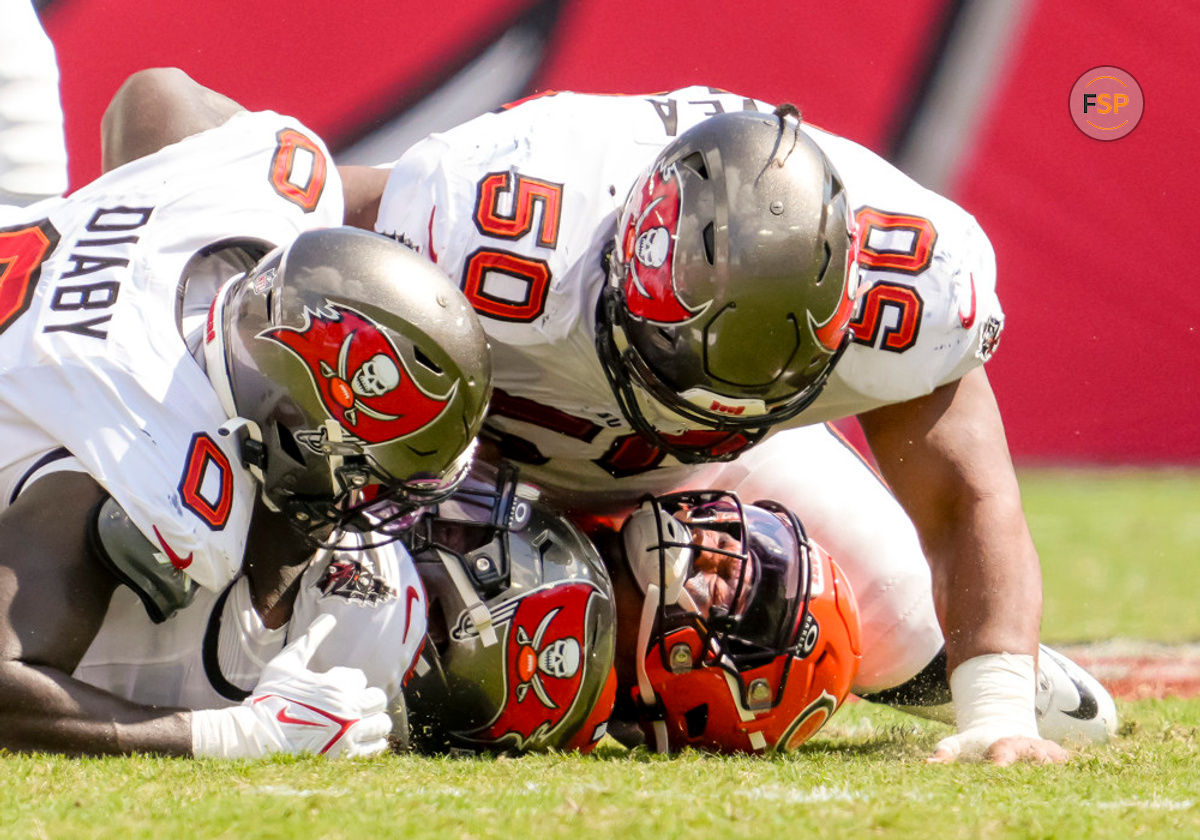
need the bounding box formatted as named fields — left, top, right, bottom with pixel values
left=38, top=0, right=1199, bottom=464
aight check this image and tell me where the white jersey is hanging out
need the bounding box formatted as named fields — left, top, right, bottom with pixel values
left=0, top=109, right=343, bottom=591
left=74, top=538, right=427, bottom=709
left=376, top=87, right=1002, bottom=511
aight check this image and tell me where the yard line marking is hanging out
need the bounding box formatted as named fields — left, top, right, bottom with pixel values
left=1058, top=641, right=1200, bottom=699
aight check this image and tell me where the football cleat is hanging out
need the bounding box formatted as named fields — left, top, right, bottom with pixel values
left=1035, top=645, right=1118, bottom=745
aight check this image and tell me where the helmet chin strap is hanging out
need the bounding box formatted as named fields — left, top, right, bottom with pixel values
left=217, top=416, right=267, bottom=484
left=437, top=547, right=498, bottom=648
left=203, top=273, right=281, bottom=510
left=635, top=583, right=670, bottom=753
left=322, top=419, right=348, bottom=488
left=202, top=272, right=244, bottom=421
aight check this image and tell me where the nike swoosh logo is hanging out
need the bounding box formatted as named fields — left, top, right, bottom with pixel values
left=276, top=706, right=326, bottom=727
left=152, top=526, right=194, bottom=570
left=1062, top=674, right=1100, bottom=721
left=255, top=694, right=357, bottom=753
left=402, top=585, right=421, bottom=643
left=958, top=273, right=977, bottom=329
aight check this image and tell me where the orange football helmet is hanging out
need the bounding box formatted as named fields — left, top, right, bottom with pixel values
left=617, top=490, right=861, bottom=753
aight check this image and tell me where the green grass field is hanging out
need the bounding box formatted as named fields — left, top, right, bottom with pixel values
left=1025, top=468, right=1200, bottom=643
left=3, top=468, right=1198, bottom=839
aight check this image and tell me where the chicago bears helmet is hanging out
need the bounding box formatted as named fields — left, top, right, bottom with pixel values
left=608, top=490, right=861, bottom=753
left=402, top=464, right=617, bottom=753
left=203, top=227, right=492, bottom=536
left=597, top=107, right=858, bottom=463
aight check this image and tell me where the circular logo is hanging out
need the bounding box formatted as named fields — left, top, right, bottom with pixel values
left=1069, top=66, right=1144, bottom=140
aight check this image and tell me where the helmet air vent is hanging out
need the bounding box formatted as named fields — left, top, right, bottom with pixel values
left=679, top=151, right=708, bottom=180
left=816, top=241, right=832, bottom=285
left=702, top=222, right=716, bottom=266
left=413, top=344, right=444, bottom=374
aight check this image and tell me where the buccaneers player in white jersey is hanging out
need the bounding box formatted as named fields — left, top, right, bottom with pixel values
left=0, top=70, right=491, bottom=757
left=356, top=87, right=1115, bottom=763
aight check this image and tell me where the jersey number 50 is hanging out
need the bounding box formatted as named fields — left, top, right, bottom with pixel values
left=462, top=172, right=563, bottom=322
left=849, top=207, right=935, bottom=353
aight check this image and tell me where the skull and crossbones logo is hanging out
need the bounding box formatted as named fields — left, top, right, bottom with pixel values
left=513, top=607, right=582, bottom=708
left=318, top=339, right=404, bottom=427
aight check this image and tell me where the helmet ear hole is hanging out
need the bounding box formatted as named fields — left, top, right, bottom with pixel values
left=275, top=421, right=307, bottom=466
left=702, top=222, right=716, bottom=266
left=426, top=594, right=452, bottom=655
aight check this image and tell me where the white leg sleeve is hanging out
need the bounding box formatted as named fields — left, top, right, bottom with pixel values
left=683, top=424, right=944, bottom=693
left=0, top=0, right=68, bottom=205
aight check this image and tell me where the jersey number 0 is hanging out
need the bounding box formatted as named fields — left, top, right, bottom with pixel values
left=0, top=220, right=60, bottom=335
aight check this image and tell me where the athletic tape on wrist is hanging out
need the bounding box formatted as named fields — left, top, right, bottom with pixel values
left=949, top=652, right=1039, bottom=739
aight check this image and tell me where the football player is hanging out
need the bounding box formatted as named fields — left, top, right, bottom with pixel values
left=357, top=87, right=1115, bottom=763
left=396, top=467, right=859, bottom=755
left=596, top=489, right=862, bottom=754
left=397, top=465, right=1102, bottom=757
left=0, top=69, right=491, bottom=756
left=73, top=527, right=430, bottom=758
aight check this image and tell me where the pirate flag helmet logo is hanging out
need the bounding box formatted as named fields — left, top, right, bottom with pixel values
left=468, top=583, right=597, bottom=745
left=261, top=301, right=454, bottom=446
left=615, top=162, right=708, bottom=325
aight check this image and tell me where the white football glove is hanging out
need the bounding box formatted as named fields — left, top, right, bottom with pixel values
left=192, top=613, right=391, bottom=758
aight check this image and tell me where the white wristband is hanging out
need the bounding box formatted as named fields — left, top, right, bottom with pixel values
left=933, top=652, right=1041, bottom=760
left=191, top=707, right=275, bottom=759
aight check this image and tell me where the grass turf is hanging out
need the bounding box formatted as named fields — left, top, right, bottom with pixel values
left=1021, top=468, right=1200, bottom=642
left=2, top=699, right=1198, bottom=840
left=3, top=467, right=1198, bottom=838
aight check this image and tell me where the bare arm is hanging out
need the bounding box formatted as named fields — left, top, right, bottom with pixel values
left=0, top=472, right=193, bottom=755
left=858, top=366, right=1040, bottom=669
left=101, top=68, right=388, bottom=231
left=859, top=366, right=1065, bottom=764
left=100, top=67, right=245, bottom=173
left=339, top=165, right=389, bottom=231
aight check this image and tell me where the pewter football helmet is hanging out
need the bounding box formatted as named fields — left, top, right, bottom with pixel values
left=598, top=107, right=858, bottom=463
left=204, top=227, right=492, bottom=534
left=403, top=465, right=617, bottom=753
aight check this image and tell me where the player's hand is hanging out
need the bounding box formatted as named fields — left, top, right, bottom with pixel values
left=928, top=652, right=1068, bottom=766
left=248, top=613, right=391, bottom=757
left=191, top=614, right=391, bottom=758
left=928, top=731, right=1069, bottom=765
